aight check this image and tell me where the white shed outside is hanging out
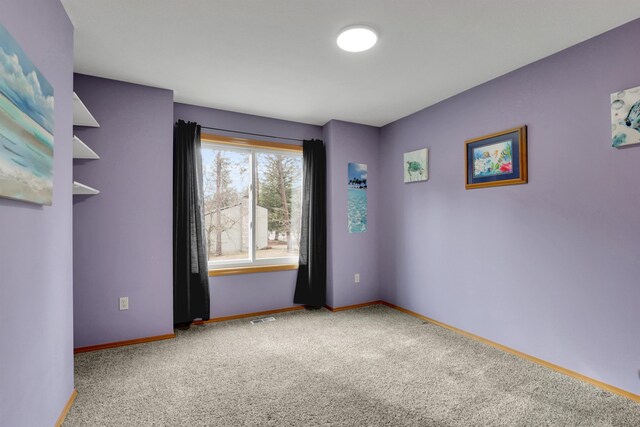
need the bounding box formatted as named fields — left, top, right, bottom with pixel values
left=216, top=200, right=268, bottom=253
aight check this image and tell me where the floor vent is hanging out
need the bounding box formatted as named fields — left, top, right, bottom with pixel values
left=250, top=317, right=276, bottom=325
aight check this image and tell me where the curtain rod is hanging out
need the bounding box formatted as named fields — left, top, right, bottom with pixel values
left=200, top=126, right=304, bottom=142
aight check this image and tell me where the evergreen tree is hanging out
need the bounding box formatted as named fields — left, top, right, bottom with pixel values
left=257, top=154, right=299, bottom=251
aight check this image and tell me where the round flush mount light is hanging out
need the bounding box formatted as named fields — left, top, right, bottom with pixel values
left=337, top=25, right=378, bottom=52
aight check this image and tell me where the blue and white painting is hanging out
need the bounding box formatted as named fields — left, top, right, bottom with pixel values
left=347, top=162, right=367, bottom=233
left=0, top=23, right=54, bottom=205
left=611, top=85, right=640, bottom=148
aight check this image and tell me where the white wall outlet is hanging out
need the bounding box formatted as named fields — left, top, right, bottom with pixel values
left=119, top=296, right=129, bottom=311
left=354, top=273, right=360, bottom=284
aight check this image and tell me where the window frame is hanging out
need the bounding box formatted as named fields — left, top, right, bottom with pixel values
left=200, top=133, right=303, bottom=275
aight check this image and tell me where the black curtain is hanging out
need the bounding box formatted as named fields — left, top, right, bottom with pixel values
left=173, top=120, right=210, bottom=324
left=294, top=139, right=327, bottom=307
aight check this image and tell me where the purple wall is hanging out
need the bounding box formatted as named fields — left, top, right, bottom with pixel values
left=0, top=1, right=75, bottom=425
left=174, top=103, right=322, bottom=317
left=73, top=75, right=174, bottom=347
left=379, top=19, right=640, bottom=394
left=325, top=120, right=381, bottom=308
left=2, top=7, right=630, bottom=418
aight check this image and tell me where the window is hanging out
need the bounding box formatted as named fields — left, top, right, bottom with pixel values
left=201, top=134, right=303, bottom=274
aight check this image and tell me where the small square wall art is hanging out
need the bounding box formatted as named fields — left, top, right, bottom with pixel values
left=404, top=148, right=428, bottom=183
left=611, top=85, right=640, bottom=148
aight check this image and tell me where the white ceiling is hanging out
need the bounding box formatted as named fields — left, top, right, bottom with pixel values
left=62, top=1, right=640, bottom=127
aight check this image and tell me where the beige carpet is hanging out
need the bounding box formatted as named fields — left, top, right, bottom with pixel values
left=65, top=305, right=640, bottom=426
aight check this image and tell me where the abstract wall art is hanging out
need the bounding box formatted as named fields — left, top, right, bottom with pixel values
left=611, top=85, right=640, bottom=148
left=465, top=126, right=527, bottom=190
left=0, top=23, right=54, bottom=205
left=404, top=148, right=428, bottom=183
left=347, top=162, right=367, bottom=233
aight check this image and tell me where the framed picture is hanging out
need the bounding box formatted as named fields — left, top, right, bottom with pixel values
left=611, top=85, right=640, bottom=148
left=465, top=126, right=527, bottom=190
left=404, top=148, right=428, bottom=183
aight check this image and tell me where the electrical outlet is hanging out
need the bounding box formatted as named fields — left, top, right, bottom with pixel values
left=354, top=273, right=360, bottom=284
left=119, top=296, right=129, bottom=311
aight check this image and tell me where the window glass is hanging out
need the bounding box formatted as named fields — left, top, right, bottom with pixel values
left=255, top=152, right=302, bottom=260
left=201, top=146, right=251, bottom=263
left=201, top=139, right=302, bottom=269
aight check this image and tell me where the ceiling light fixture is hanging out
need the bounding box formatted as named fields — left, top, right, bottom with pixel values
left=337, top=25, right=378, bottom=53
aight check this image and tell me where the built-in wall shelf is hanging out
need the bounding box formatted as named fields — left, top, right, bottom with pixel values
left=73, top=92, right=100, bottom=127
left=73, top=181, right=100, bottom=195
left=73, top=92, right=100, bottom=197
left=73, top=135, right=99, bottom=159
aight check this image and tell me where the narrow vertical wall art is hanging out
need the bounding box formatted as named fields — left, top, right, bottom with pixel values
left=0, top=23, right=54, bottom=205
left=347, top=162, right=367, bottom=233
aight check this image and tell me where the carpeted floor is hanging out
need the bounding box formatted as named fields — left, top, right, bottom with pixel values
left=65, top=305, right=640, bottom=426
